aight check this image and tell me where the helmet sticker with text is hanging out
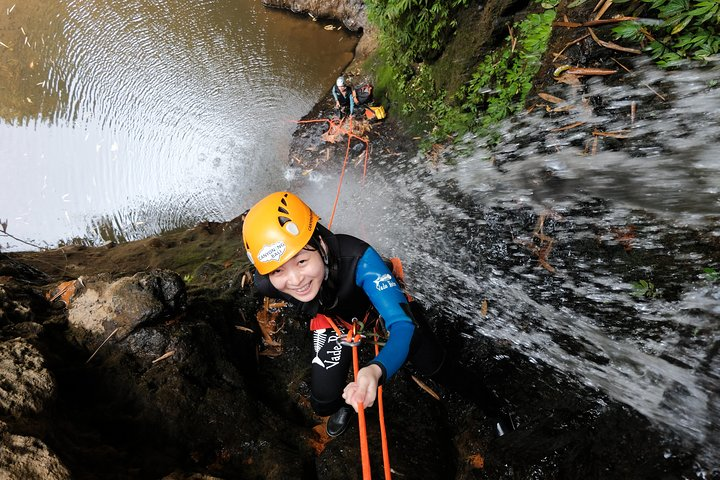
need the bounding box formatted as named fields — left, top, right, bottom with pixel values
left=258, top=241, right=286, bottom=264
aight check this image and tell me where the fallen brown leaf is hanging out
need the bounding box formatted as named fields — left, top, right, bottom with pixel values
left=555, top=73, right=582, bottom=86
left=538, top=92, right=566, bottom=104
left=468, top=453, right=485, bottom=469
left=152, top=351, right=175, bottom=364
left=551, top=121, right=586, bottom=132
left=588, top=28, right=642, bottom=54
left=592, top=129, right=630, bottom=138
left=566, top=67, right=618, bottom=76
left=309, top=423, right=332, bottom=455
left=411, top=375, right=441, bottom=401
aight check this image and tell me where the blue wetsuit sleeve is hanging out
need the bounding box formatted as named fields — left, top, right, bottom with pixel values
left=332, top=86, right=339, bottom=103
left=355, top=247, right=415, bottom=382
left=349, top=94, right=355, bottom=114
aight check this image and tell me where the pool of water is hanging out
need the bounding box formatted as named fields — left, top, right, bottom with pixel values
left=0, top=0, right=358, bottom=251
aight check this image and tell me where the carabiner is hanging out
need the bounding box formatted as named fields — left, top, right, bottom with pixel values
left=337, top=335, right=364, bottom=348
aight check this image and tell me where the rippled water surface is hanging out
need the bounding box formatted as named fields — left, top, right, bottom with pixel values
left=1, top=0, right=357, bottom=250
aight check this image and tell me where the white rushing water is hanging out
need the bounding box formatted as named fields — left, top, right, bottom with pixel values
left=294, top=58, right=720, bottom=471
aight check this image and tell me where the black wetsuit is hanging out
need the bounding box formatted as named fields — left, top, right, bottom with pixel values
left=254, top=225, right=445, bottom=415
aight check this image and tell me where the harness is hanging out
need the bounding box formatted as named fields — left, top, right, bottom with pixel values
left=312, top=310, right=392, bottom=480
left=253, top=227, right=409, bottom=480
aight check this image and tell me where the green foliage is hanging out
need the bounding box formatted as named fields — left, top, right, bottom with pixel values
left=612, top=0, right=720, bottom=67
left=631, top=279, right=657, bottom=298
left=469, top=10, right=555, bottom=129
left=425, top=9, right=556, bottom=148
left=703, top=267, right=719, bottom=282
left=367, top=1, right=555, bottom=150
left=183, top=273, right=194, bottom=284
left=367, top=0, right=469, bottom=68
left=367, top=0, right=471, bottom=137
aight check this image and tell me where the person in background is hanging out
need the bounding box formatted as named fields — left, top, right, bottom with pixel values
left=331, top=76, right=358, bottom=117
left=242, top=191, right=514, bottom=437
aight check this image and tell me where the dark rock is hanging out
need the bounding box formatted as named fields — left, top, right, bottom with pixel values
left=66, top=269, right=186, bottom=348
left=261, top=0, right=367, bottom=32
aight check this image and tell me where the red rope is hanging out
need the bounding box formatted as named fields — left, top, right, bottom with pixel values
left=327, top=119, right=353, bottom=229
left=322, top=314, right=392, bottom=479
left=326, top=116, right=370, bottom=228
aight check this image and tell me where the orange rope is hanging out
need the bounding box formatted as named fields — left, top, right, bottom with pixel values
left=327, top=125, right=352, bottom=229
left=375, top=322, right=392, bottom=480
left=325, top=116, right=371, bottom=229
left=300, top=113, right=388, bottom=478
left=351, top=321, right=372, bottom=480
left=323, top=315, right=392, bottom=479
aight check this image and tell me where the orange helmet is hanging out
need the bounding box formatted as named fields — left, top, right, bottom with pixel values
left=242, top=192, right=320, bottom=275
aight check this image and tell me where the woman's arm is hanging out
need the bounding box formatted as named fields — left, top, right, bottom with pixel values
left=354, top=247, right=415, bottom=382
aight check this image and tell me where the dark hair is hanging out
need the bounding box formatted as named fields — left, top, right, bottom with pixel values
left=298, top=224, right=338, bottom=313
left=304, top=225, right=328, bottom=265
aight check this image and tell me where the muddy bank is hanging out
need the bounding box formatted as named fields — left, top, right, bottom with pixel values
left=261, top=0, right=367, bottom=32
left=261, top=0, right=378, bottom=73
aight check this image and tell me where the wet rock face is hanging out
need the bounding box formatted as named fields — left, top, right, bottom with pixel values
left=2, top=221, right=713, bottom=478
left=0, top=285, right=33, bottom=325
left=0, top=340, right=68, bottom=479
left=261, top=0, right=367, bottom=31
left=0, top=281, right=48, bottom=327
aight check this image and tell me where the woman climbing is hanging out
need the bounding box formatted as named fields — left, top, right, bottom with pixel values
left=242, top=191, right=514, bottom=437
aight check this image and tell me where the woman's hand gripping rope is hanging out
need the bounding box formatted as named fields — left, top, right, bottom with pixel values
left=342, top=364, right=383, bottom=412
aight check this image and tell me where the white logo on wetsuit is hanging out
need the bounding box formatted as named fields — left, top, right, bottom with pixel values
left=373, top=273, right=397, bottom=291
left=312, top=329, right=327, bottom=367
left=312, top=329, right=342, bottom=370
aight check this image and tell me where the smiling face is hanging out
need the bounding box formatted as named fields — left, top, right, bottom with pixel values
left=268, top=246, right=326, bottom=302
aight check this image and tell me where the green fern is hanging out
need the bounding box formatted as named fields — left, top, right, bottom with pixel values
left=612, top=0, right=720, bottom=67
left=367, top=0, right=555, bottom=151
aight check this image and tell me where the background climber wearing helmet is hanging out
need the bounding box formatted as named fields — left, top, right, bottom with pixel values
left=331, top=76, right=358, bottom=117
left=242, top=192, right=515, bottom=438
